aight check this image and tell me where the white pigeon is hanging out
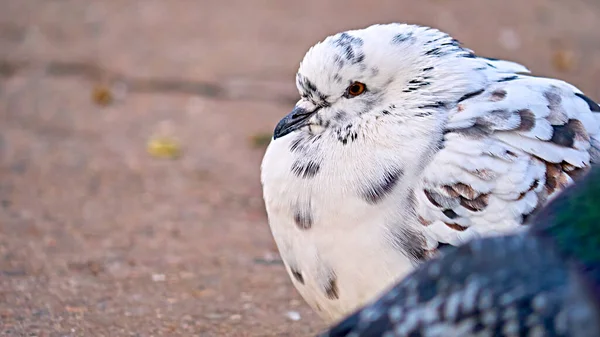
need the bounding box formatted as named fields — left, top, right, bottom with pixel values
left=260, top=23, right=600, bottom=323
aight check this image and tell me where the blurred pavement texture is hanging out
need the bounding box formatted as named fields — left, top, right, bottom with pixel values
left=1, top=0, right=600, bottom=336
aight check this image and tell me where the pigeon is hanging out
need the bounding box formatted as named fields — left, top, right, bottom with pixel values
left=318, top=164, right=600, bottom=337
left=260, top=22, right=600, bottom=322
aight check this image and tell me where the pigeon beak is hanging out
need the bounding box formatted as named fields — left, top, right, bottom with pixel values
left=273, top=105, right=317, bottom=139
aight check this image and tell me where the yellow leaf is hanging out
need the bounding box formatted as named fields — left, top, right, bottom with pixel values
left=91, top=85, right=113, bottom=106
left=147, top=137, right=182, bottom=159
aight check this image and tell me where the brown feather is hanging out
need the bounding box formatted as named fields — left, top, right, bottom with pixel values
left=460, top=194, right=490, bottom=212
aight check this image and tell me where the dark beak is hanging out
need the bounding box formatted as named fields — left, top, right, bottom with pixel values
left=273, top=106, right=316, bottom=139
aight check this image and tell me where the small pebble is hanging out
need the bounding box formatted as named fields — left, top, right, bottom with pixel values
left=498, top=28, right=520, bottom=50
left=552, top=49, right=576, bottom=72
left=253, top=251, right=283, bottom=265
left=152, top=273, right=166, bottom=282
left=286, top=311, right=301, bottom=321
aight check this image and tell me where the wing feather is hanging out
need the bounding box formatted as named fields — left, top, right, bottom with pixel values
left=417, top=68, right=600, bottom=248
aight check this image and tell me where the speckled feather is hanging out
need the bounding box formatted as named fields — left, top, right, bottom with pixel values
left=319, top=167, right=600, bottom=337
left=418, top=76, right=600, bottom=246
left=261, top=22, right=600, bottom=323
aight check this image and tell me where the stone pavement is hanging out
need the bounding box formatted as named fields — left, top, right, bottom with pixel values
left=1, top=0, right=599, bottom=336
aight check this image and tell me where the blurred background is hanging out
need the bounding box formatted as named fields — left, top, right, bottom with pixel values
left=1, top=0, right=599, bottom=336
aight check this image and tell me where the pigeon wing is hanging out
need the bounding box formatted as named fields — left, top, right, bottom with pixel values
left=415, top=70, right=600, bottom=248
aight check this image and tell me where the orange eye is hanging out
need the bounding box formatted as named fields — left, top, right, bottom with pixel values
left=346, top=82, right=367, bottom=97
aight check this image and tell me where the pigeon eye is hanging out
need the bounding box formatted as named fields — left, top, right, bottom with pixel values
left=346, top=82, right=367, bottom=97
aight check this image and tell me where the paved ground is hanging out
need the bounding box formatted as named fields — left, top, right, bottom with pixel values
left=1, top=0, right=599, bottom=336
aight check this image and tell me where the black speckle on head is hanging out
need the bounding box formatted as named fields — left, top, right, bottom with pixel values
left=291, top=160, right=320, bottom=178
left=404, top=77, right=431, bottom=92
left=297, top=74, right=317, bottom=93
left=424, top=47, right=443, bottom=57
left=381, top=103, right=398, bottom=116
left=337, top=132, right=358, bottom=145
left=575, top=92, right=600, bottom=112
left=332, top=32, right=365, bottom=65
left=334, top=32, right=364, bottom=47
left=497, top=75, right=518, bottom=83
left=333, top=73, right=343, bottom=83
left=291, top=268, right=304, bottom=284
left=425, top=36, right=446, bottom=45
left=442, top=38, right=461, bottom=47
left=370, top=67, right=379, bottom=77
left=333, top=54, right=345, bottom=69
left=414, top=111, right=432, bottom=118
left=315, top=112, right=322, bottom=123
left=296, top=74, right=329, bottom=106
left=354, top=53, right=365, bottom=64
left=361, top=167, right=404, bottom=204
left=391, top=32, right=413, bottom=44
left=390, top=227, right=427, bottom=262
left=457, top=89, right=485, bottom=103
left=293, top=204, right=313, bottom=230
left=324, top=273, right=339, bottom=300
left=418, top=101, right=446, bottom=110
left=334, top=110, right=347, bottom=121
left=343, top=45, right=354, bottom=61
left=318, top=94, right=330, bottom=106
left=334, top=124, right=359, bottom=145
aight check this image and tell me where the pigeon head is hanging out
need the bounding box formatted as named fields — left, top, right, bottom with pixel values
left=273, top=23, right=479, bottom=141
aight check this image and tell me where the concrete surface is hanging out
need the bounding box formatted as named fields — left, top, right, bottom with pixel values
left=1, top=0, right=599, bottom=336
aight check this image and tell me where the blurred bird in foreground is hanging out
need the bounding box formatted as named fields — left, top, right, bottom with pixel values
left=261, top=23, right=600, bottom=322
left=319, top=165, right=600, bottom=337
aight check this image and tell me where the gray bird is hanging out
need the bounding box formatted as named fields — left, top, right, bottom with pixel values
left=260, top=22, right=600, bottom=322
left=318, top=165, right=600, bottom=337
